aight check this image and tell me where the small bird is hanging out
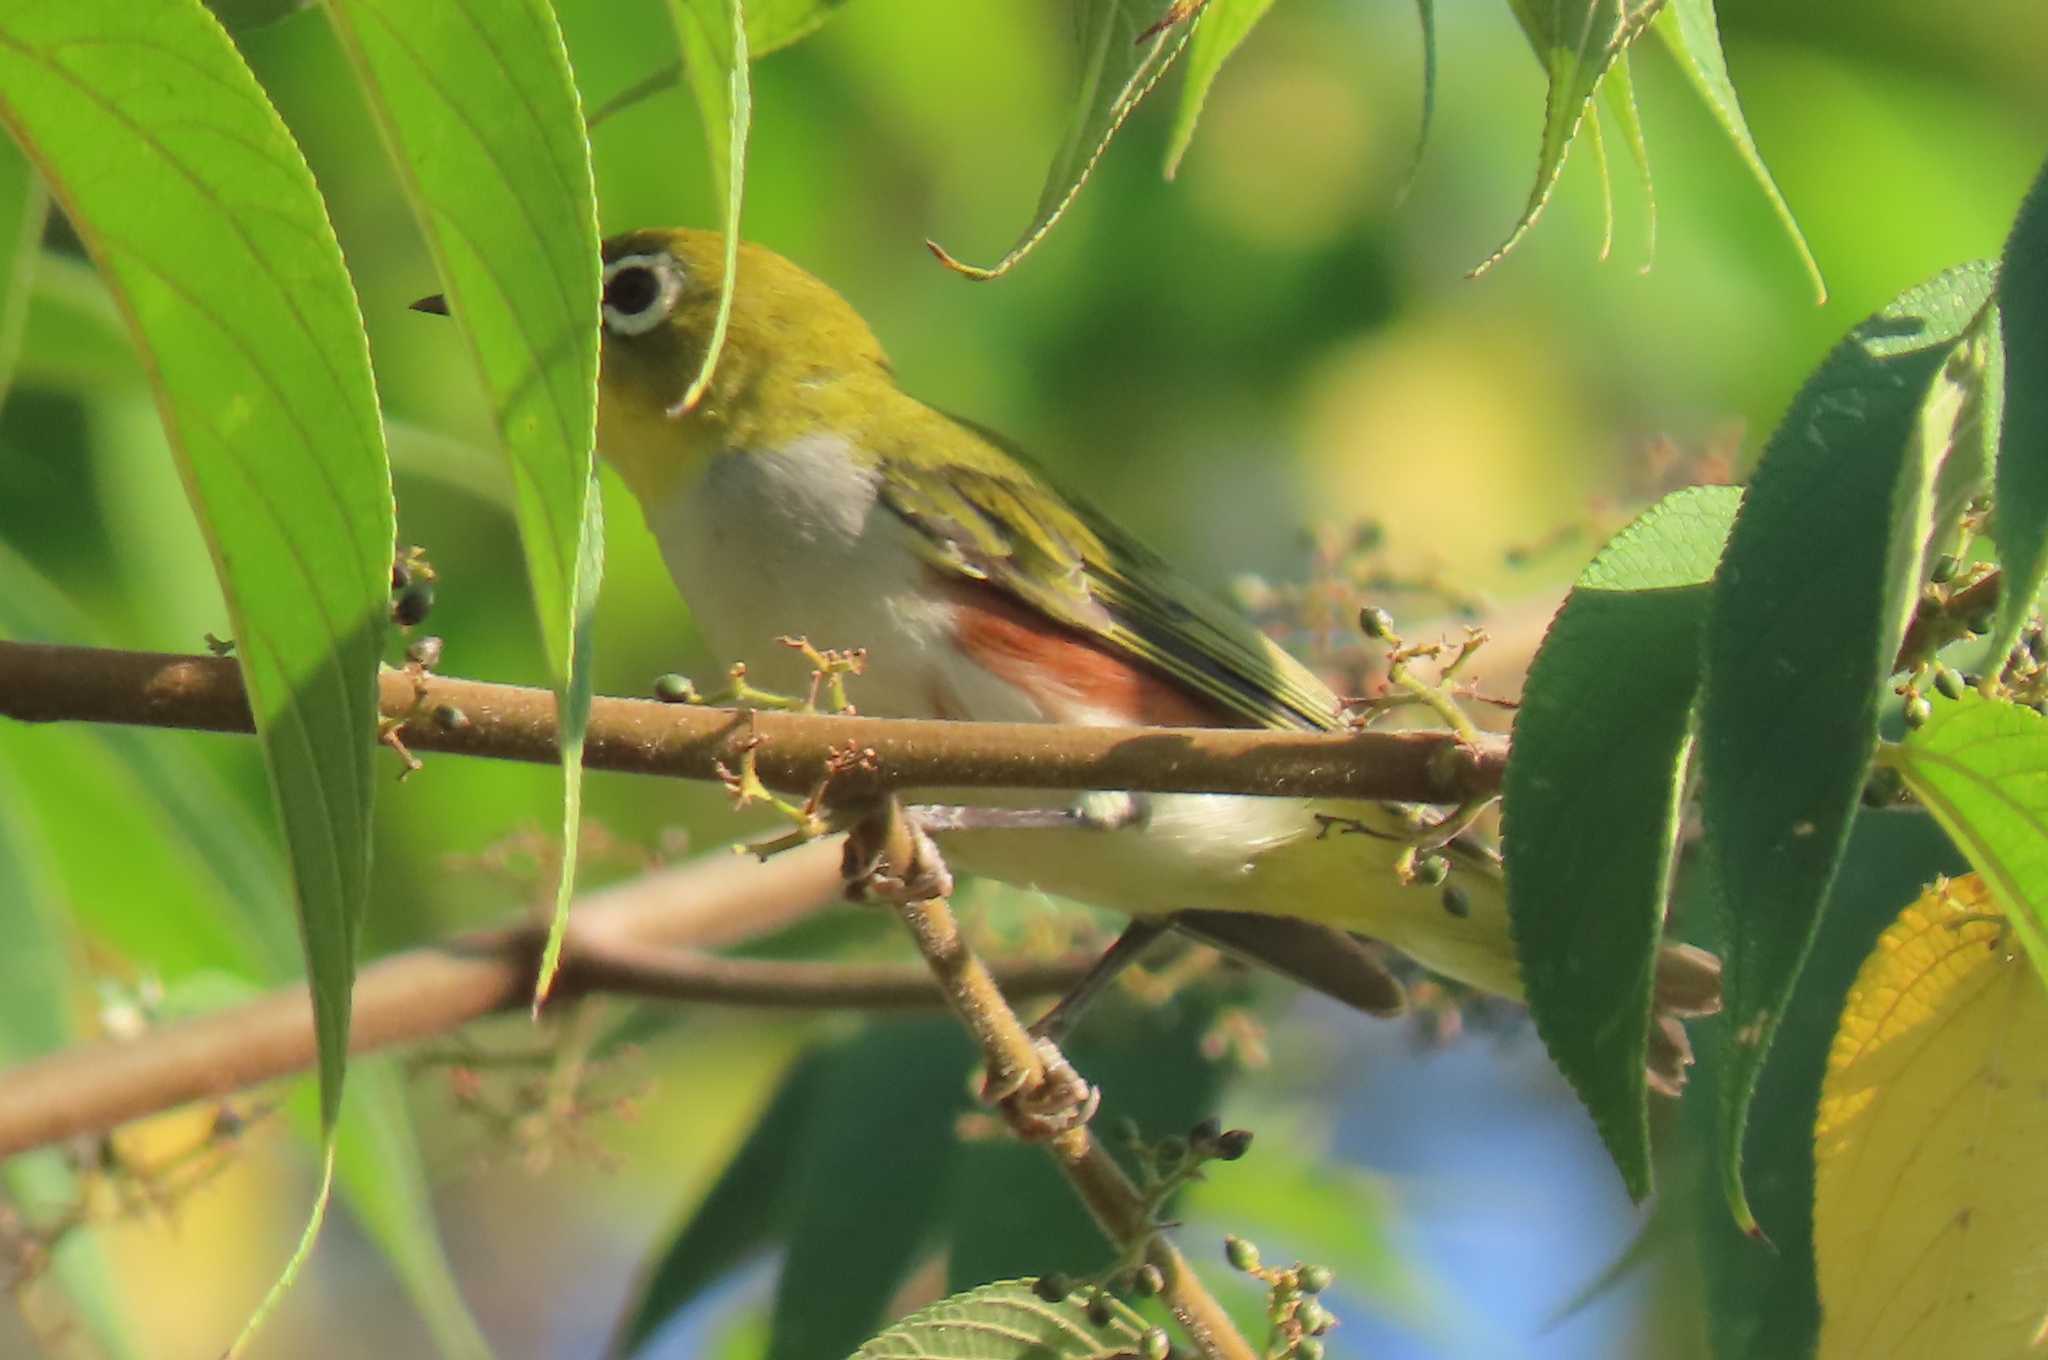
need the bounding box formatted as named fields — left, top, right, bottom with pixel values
left=446, top=230, right=1717, bottom=1086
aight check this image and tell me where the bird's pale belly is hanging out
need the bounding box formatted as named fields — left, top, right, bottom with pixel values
left=646, top=437, right=1046, bottom=723
left=640, top=440, right=1520, bottom=999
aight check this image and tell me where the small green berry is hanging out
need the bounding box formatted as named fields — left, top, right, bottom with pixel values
left=653, top=673, right=697, bottom=704
left=1188, top=1116, right=1222, bottom=1153
left=1297, top=1264, right=1333, bottom=1294
left=1086, top=1294, right=1114, bottom=1327
left=1930, top=553, right=1959, bottom=584
left=1133, top=1264, right=1164, bottom=1297
left=1032, top=1273, right=1071, bottom=1303
left=1442, top=884, right=1471, bottom=918
left=1140, top=1329, right=1170, bottom=1360
left=1934, top=667, right=1965, bottom=701
left=1154, top=1135, right=1187, bottom=1168
left=1295, top=1339, right=1325, bottom=1360
left=1904, top=695, right=1933, bottom=728
left=1296, top=1299, right=1333, bottom=1335
left=1358, top=606, right=1395, bottom=640
left=1224, top=1235, right=1261, bottom=1273
left=1214, top=1128, right=1253, bottom=1161
left=1414, top=853, right=1449, bottom=887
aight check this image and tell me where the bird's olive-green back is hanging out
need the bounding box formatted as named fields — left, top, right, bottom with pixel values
left=595, top=228, right=1341, bottom=734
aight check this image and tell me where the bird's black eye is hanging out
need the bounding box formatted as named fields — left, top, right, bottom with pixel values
left=604, top=265, right=660, bottom=316
left=601, top=252, right=681, bottom=336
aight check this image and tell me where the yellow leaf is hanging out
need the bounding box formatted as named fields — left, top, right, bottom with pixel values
left=1815, top=874, right=2048, bottom=1357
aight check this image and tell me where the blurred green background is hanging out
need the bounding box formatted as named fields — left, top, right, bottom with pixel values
left=0, top=1, right=2040, bottom=1356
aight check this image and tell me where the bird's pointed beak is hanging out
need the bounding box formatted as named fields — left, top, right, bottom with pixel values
left=409, top=293, right=449, bottom=315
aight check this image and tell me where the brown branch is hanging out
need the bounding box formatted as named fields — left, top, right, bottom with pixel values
left=0, top=641, right=1504, bottom=805
left=564, top=940, right=1095, bottom=1010
left=0, top=841, right=1089, bottom=1160
left=1895, top=567, right=2002, bottom=670
left=852, top=799, right=1257, bottom=1360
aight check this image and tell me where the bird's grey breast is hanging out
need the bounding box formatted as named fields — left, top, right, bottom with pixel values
left=646, top=434, right=954, bottom=702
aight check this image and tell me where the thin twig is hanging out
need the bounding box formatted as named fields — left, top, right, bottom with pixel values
left=0, top=641, right=1505, bottom=805
left=852, top=798, right=1257, bottom=1360
left=565, top=939, right=1096, bottom=1010
left=0, top=842, right=1087, bottom=1160
left=1894, top=567, right=2002, bottom=670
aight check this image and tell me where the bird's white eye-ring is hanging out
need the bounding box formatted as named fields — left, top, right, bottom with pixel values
left=601, top=252, right=684, bottom=336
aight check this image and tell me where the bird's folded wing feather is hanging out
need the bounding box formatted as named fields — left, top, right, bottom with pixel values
left=875, top=416, right=1341, bottom=734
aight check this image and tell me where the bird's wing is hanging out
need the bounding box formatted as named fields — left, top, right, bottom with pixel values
left=874, top=415, right=1341, bottom=733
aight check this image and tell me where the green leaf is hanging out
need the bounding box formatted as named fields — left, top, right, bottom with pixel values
left=0, top=0, right=392, bottom=1136
left=1699, top=262, right=1996, bottom=1234
left=774, top=1022, right=975, bottom=1359
left=1598, top=48, right=1654, bottom=267
left=12, top=250, right=143, bottom=394
left=1480, top=0, right=1662, bottom=277
left=1402, top=0, right=1438, bottom=199
left=927, top=0, right=1199, bottom=280
left=0, top=762, right=142, bottom=1360
left=1887, top=695, right=2048, bottom=986
left=848, top=1279, right=1154, bottom=1360
left=0, top=550, right=491, bottom=1358
left=1989, top=154, right=2048, bottom=660
left=319, top=1060, right=497, bottom=1360
left=321, top=0, right=603, bottom=1007
left=610, top=1045, right=823, bottom=1358
left=1684, top=810, right=1962, bottom=1360
left=0, top=137, right=46, bottom=406
left=1161, top=0, right=1278, bottom=181
left=1503, top=485, right=1740, bottom=1200
left=1651, top=0, right=1824, bottom=303
left=746, top=0, right=850, bottom=57
left=207, top=0, right=315, bottom=29
left=665, top=0, right=750, bottom=412
left=1923, top=307, right=2001, bottom=581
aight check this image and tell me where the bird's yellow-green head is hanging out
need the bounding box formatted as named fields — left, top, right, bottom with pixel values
left=593, top=228, right=894, bottom=503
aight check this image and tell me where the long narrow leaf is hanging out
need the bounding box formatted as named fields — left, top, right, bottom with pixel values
left=1504, top=485, right=1740, bottom=1199
left=322, top=0, right=603, bottom=1006
left=1480, top=0, right=1661, bottom=276
left=0, top=0, right=392, bottom=1142
left=0, top=547, right=490, bottom=1356
left=1652, top=0, right=1825, bottom=302
left=1699, top=263, right=1995, bottom=1233
left=0, top=765, right=142, bottom=1359
left=1989, top=154, right=2048, bottom=660
left=664, top=0, right=751, bottom=412
left=927, top=0, right=1198, bottom=279
left=0, top=136, right=46, bottom=405
left=1161, top=0, right=1277, bottom=181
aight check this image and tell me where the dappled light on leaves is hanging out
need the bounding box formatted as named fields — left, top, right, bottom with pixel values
left=1814, top=875, right=2048, bottom=1359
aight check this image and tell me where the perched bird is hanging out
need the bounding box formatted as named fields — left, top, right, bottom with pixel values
left=453, top=229, right=1717, bottom=1086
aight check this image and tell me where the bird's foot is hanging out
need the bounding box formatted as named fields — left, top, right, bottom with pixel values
left=839, top=806, right=954, bottom=903
left=986, top=1034, right=1100, bottom=1141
